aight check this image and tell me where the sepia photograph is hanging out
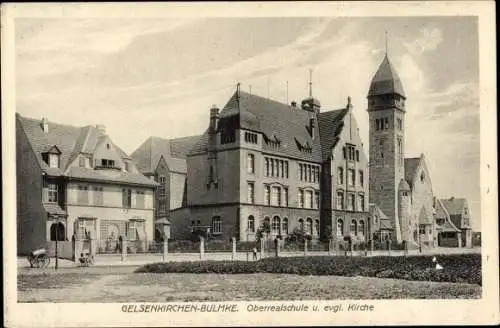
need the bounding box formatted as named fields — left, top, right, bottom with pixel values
left=3, top=2, right=498, bottom=327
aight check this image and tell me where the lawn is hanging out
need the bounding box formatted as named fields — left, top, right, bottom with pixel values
left=18, top=271, right=481, bottom=302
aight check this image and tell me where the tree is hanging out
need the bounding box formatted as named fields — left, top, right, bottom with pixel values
left=285, top=228, right=306, bottom=244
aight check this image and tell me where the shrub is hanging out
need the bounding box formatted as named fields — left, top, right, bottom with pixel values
left=135, top=253, right=481, bottom=285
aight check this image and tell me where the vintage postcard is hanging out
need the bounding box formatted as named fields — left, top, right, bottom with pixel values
left=2, top=1, right=498, bottom=327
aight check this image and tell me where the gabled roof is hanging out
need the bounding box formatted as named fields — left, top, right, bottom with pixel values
left=66, top=166, right=157, bottom=186
left=404, top=157, right=421, bottom=187
left=368, top=54, right=406, bottom=98
left=189, top=91, right=323, bottom=162
left=317, top=108, right=349, bottom=161
left=131, top=135, right=200, bottom=174
left=440, top=197, right=466, bottom=216
left=17, top=114, right=153, bottom=186
left=434, top=198, right=461, bottom=232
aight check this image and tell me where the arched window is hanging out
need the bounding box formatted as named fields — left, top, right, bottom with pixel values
left=337, top=219, right=344, bottom=236
left=306, top=218, right=313, bottom=235
left=359, top=220, right=365, bottom=236
left=314, top=219, right=320, bottom=236
left=50, top=222, right=65, bottom=241
left=282, top=218, right=289, bottom=235
left=272, top=216, right=280, bottom=234
left=248, top=215, right=255, bottom=233
left=298, top=218, right=304, bottom=231
left=212, top=216, right=222, bottom=234
left=350, top=220, right=357, bottom=236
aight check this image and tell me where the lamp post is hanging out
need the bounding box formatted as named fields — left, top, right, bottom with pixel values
left=55, top=216, right=59, bottom=270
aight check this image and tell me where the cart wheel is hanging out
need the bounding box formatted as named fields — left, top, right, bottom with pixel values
left=43, top=256, right=51, bottom=268
left=32, top=258, right=41, bottom=268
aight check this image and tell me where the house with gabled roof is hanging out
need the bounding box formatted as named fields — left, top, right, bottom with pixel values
left=168, top=84, right=370, bottom=242
left=16, top=114, right=157, bottom=257
left=434, top=197, right=473, bottom=248
left=130, top=135, right=200, bottom=239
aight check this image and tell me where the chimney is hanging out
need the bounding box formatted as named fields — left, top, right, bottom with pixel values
left=209, top=105, right=219, bottom=133
left=95, top=124, right=106, bottom=134
left=309, top=117, right=316, bottom=139
left=41, top=117, right=49, bottom=133
left=291, top=101, right=297, bottom=108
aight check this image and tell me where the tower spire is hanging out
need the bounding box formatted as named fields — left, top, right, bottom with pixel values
left=385, top=30, right=388, bottom=55
left=308, top=68, right=313, bottom=97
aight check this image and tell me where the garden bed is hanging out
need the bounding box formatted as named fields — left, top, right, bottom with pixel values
left=135, top=253, right=481, bottom=285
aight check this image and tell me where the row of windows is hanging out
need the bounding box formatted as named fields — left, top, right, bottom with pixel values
left=375, top=118, right=389, bottom=131
left=298, top=189, right=320, bottom=209
left=72, top=186, right=146, bottom=208
left=343, top=144, right=360, bottom=162
left=336, top=218, right=366, bottom=236
left=247, top=216, right=320, bottom=236
left=264, top=157, right=289, bottom=178
left=244, top=132, right=258, bottom=144
left=299, top=163, right=320, bottom=182
left=336, top=191, right=365, bottom=211
left=337, top=168, right=364, bottom=187
left=263, top=185, right=289, bottom=207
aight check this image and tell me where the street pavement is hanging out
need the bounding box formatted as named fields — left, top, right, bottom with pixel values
left=18, top=247, right=481, bottom=269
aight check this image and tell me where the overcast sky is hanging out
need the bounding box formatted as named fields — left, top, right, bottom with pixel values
left=15, top=16, right=480, bottom=230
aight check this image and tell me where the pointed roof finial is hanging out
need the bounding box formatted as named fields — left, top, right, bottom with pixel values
left=347, top=96, right=352, bottom=106
left=308, top=68, right=313, bottom=97
left=236, top=82, right=241, bottom=109
left=385, top=30, right=388, bottom=55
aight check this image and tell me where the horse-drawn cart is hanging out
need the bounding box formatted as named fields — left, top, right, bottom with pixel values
left=27, top=248, right=51, bottom=268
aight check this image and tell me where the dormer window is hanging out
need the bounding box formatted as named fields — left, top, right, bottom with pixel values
left=41, top=146, right=61, bottom=168
left=49, top=154, right=60, bottom=168
left=101, top=159, right=115, bottom=168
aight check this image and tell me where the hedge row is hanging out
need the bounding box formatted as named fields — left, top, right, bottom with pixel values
left=135, top=253, right=481, bottom=285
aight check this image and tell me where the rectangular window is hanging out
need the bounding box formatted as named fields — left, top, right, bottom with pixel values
left=77, top=185, right=89, bottom=204
left=270, top=160, right=275, bottom=177
left=314, top=192, right=320, bottom=209
left=397, top=118, right=403, bottom=131
left=264, top=185, right=270, bottom=205
left=79, top=156, right=86, bottom=168
left=337, top=167, right=344, bottom=185
left=384, top=117, right=389, bottom=129
left=275, top=159, right=280, bottom=177
left=101, top=159, right=115, bottom=168
left=247, top=182, right=255, bottom=204
left=348, top=169, right=355, bottom=187
left=299, top=164, right=303, bottom=181
left=419, top=225, right=425, bottom=235
left=305, top=190, right=313, bottom=209
left=247, top=154, right=255, bottom=174
left=92, top=186, right=103, bottom=206
left=308, top=165, right=312, bottom=182
left=298, top=189, right=304, bottom=208
left=47, top=184, right=58, bottom=203
left=265, top=158, right=269, bottom=177
left=359, top=170, right=364, bottom=187
left=280, top=161, right=284, bottom=178
left=348, top=194, right=356, bottom=211
left=356, top=150, right=360, bottom=162
left=122, top=188, right=132, bottom=208
left=271, top=186, right=281, bottom=206
left=248, top=218, right=255, bottom=233
left=336, top=191, right=344, bottom=210
left=136, top=190, right=145, bottom=208
left=48, top=154, right=59, bottom=168
left=283, top=188, right=289, bottom=207
left=284, top=162, right=289, bottom=178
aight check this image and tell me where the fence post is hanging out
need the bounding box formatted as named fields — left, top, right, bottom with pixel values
left=231, top=237, right=236, bottom=261
left=199, top=236, right=205, bottom=260
left=121, top=238, right=127, bottom=262
left=274, top=239, right=279, bottom=258
left=388, top=240, right=392, bottom=255
left=304, top=239, right=308, bottom=257
left=260, top=238, right=265, bottom=259
left=162, top=239, right=168, bottom=262
left=370, top=237, right=374, bottom=254
left=328, top=238, right=333, bottom=256
left=90, top=237, right=96, bottom=260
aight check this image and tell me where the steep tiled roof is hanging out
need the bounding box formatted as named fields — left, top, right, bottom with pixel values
left=404, top=157, right=421, bottom=187
left=189, top=91, right=323, bottom=162
left=131, top=135, right=200, bottom=175
left=440, top=197, right=466, bottom=216
left=435, top=199, right=461, bottom=232
left=368, top=54, right=406, bottom=98
left=17, top=114, right=152, bottom=186
left=317, top=108, right=348, bottom=161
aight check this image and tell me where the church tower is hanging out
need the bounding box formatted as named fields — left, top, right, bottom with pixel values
left=367, top=53, right=407, bottom=243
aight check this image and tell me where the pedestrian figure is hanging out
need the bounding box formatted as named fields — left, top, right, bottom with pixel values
left=252, top=246, right=258, bottom=260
